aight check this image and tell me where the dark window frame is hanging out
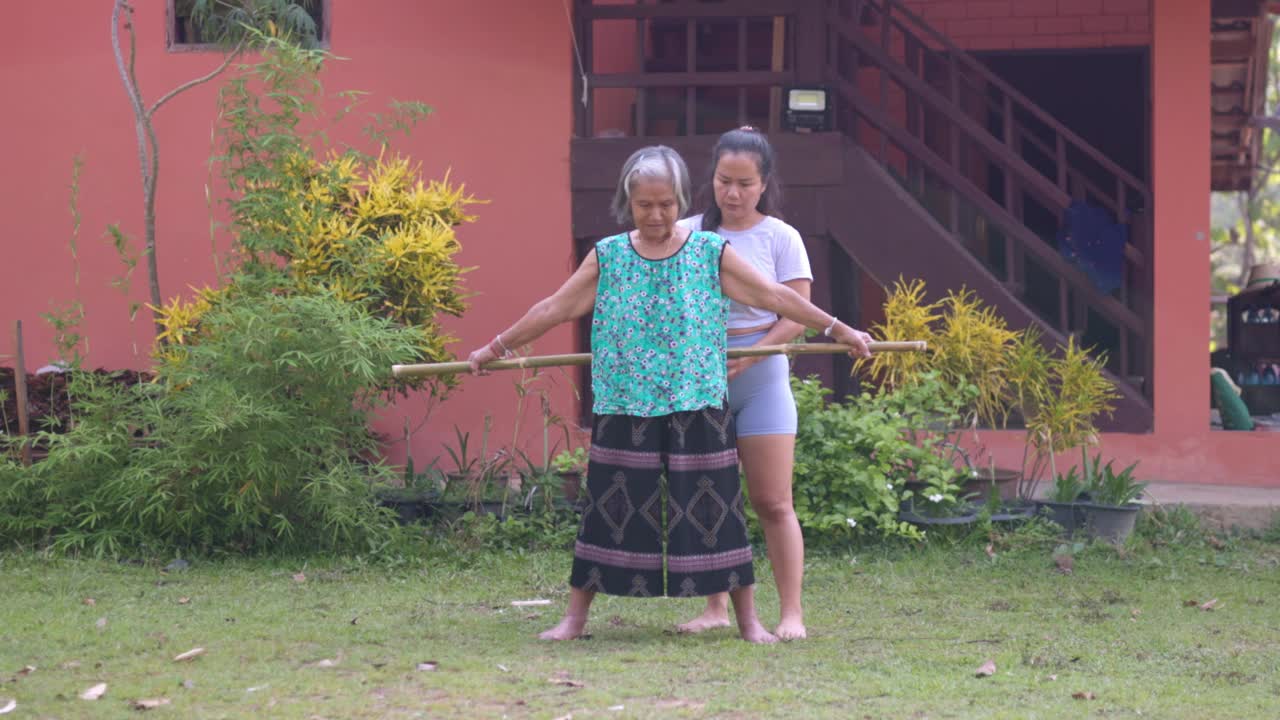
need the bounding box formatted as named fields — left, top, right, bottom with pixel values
left=166, top=0, right=331, bottom=52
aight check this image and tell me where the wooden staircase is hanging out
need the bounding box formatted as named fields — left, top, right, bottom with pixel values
left=822, top=0, right=1153, bottom=423
left=567, top=0, right=1156, bottom=429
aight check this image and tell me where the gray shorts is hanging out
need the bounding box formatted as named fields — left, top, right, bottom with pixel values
left=727, top=330, right=798, bottom=437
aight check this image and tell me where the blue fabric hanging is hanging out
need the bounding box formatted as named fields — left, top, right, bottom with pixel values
left=1056, top=200, right=1127, bottom=295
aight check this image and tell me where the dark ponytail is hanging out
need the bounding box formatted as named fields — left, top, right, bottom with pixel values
left=699, top=127, right=783, bottom=232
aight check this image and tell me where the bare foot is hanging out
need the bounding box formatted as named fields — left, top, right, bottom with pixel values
left=774, top=616, right=807, bottom=641
left=538, top=615, right=588, bottom=641
left=737, top=619, right=779, bottom=645
left=676, top=609, right=732, bottom=634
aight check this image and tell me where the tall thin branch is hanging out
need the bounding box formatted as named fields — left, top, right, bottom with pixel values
left=110, top=0, right=249, bottom=340
left=112, top=0, right=163, bottom=336
left=149, top=40, right=246, bottom=118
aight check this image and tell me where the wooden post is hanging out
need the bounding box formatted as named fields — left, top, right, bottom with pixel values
left=768, top=15, right=786, bottom=131
left=13, top=321, right=31, bottom=467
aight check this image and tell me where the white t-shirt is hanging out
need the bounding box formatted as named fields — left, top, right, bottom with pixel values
left=679, top=214, right=814, bottom=330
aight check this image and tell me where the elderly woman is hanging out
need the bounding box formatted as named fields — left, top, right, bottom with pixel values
left=467, top=145, right=871, bottom=644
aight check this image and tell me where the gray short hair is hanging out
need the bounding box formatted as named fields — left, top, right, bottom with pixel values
left=610, top=145, right=691, bottom=225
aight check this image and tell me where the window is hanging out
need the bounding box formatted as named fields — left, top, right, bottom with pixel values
left=168, top=0, right=328, bottom=50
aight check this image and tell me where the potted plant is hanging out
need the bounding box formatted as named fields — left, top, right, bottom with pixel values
left=551, top=446, right=588, bottom=504
left=789, top=375, right=964, bottom=540
left=1038, top=464, right=1089, bottom=535
left=1006, top=330, right=1120, bottom=505
left=374, top=464, right=444, bottom=525
left=862, top=281, right=1024, bottom=512
left=443, top=425, right=479, bottom=490
left=1080, top=453, right=1145, bottom=544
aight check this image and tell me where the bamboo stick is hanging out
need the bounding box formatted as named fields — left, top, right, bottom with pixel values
left=392, top=341, right=927, bottom=380
left=13, top=321, right=32, bottom=467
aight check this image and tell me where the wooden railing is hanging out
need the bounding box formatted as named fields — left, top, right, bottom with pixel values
left=827, top=0, right=1153, bottom=390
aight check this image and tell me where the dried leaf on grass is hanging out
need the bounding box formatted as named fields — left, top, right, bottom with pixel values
left=83, top=598, right=96, bottom=606
left=985, top=544, right=996, bottom=559
left=1072, top=691, right=1096, bottom=700
left=548, top=670, right=585, bottom=688
left=313, top=659, right=338, bottom=668
left=80, top=683, right=108, bottom=700
left=654, top=699, right=706, bottom=711
left=1053, top=555, right=1074, bottom=575
left=173, top=648, right=205, bottom=663
left=292, top=573, right=306, bottom=583
left=1199, top=599, right=1220, bottom=611
left=16, top=666, right=35, bottom=677
left=95, top=617, right=108, bottom=630
left=131, top=698, right=171, bottom=710
left=975, top=659, right=997, bottom=678
left=511, top=599, right=551, bottom=607
left=416, top=662, right=438, bottom=671
left=177, top=597, right=191, bottom=605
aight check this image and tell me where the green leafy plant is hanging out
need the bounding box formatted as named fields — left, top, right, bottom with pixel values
left=5, top=29, right=477, bottom=557
left=1046, top=465, right=1087, bottom=504
left=551, top=447, right=587, bottom=475
left=861, top=280, right=1018, bottom=429
left=0, top=293, right=419, bottom=555
left=443, top=427, right=478, bottom=485
left=791, top=373, right=968, bottom=542
left=1080, top=452, right=1144, bottom=507
left=860, top=280, right=1120, bottom=505
left=180, top=0, right=324, bottom=47
left=1014, top=338, right=1120, bottom=500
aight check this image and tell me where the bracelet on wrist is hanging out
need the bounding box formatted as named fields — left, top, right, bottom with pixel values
left=492, top=334, right=513, bottom=357
left=822, top=316, right=839, bottom=337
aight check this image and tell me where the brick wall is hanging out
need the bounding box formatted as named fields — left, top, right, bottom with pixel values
left=900, top=0, right=1151, bottom=50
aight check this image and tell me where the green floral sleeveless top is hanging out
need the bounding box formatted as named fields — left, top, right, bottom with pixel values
left=591, top=231, right=730, bottom=417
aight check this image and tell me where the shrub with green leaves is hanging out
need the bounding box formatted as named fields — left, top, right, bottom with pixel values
left=791, top=374, right=969, bottom=543
left=0, top=293, right=419, bottom=555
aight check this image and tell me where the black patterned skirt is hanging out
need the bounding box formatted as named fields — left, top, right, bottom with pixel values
left=569, top=403, right=755, bottom=597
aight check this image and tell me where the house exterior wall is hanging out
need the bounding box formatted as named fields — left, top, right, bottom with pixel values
left=901, top=0, right=1151, bottom=50
left=0, top=0, right=578, bottom=469
left=2, top=1, right=1275, bottom=486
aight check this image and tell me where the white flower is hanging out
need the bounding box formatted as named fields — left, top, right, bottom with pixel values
left=846, top=518, right=857, bottom=528
left=928, top=493, right=944, bottom=503
left=886, top=483, right=894, bottom=491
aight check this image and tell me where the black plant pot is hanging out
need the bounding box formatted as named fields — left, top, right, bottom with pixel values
left=899, top=501, right=981, bottom=526
left=961, top=468, right=1021, bottom=503
left=1036, top=500, right=1087, bottom=535
left=556, top=471, right=583, bottom=503
left=989, top=500, right=1037, bottom=523
left=375, top=489, right=437, bottom=525
left=1082, top=502, right=1142, bottom=543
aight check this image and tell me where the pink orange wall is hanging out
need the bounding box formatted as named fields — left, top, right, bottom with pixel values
left=901, top=0, right=1150, bottom=50
left=0, top=1, right=577, bottom=468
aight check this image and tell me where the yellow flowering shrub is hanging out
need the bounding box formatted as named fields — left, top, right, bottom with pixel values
left=154, top=151, right=480, bottom=375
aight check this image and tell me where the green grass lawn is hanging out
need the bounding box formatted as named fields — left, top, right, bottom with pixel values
left=2, top=529, right=1279, bottom=719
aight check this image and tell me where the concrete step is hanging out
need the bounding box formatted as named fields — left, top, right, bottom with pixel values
left=1139, top=482, right=1280, bottom=532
